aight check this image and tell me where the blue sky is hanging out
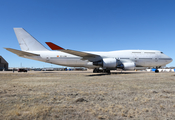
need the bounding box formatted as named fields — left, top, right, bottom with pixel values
left=0, top=0, right=175, bottom=68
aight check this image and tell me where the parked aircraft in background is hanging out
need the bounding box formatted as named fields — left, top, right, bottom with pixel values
left=5, top=28, right=173, bottom=73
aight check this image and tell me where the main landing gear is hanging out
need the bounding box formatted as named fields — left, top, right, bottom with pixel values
left=93, top=68, right=99, bottom=73
left=93, top=68, right=111, bottom=74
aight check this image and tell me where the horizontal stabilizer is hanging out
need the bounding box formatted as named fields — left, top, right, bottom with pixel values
left=4, top=48, right=40, bottom=57
left=45, top=42, right=102, bottom=62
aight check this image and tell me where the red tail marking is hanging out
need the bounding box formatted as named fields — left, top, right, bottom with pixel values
left=45, top=42, right=64, bottom=50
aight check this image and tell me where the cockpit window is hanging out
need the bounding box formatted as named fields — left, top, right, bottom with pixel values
left=161, top=52, right=163, bottom=54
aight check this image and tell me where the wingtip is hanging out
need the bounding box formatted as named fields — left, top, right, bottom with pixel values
left=3, top=47, right=8, bottom=50
left=45, top=42, right=64, bottom=50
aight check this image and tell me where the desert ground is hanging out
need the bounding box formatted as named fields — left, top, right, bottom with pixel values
left=0, top=70, right=175, bottom=120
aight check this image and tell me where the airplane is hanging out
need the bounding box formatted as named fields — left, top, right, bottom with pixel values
left=5, top=28, right=173, bottom=74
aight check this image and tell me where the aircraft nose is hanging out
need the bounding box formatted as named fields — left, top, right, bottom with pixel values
left=162, top=54, right=173, bottom=64
left=166, top=56, right=173, bottom=64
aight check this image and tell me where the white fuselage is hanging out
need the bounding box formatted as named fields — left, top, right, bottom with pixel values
left=24, top=50, right=172, bottom=69
left=10, top=28, right=172, bottom=70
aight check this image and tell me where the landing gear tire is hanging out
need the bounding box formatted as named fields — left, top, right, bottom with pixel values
left=93, top=68, right=111, bottom=74
left=93, top=68, right=98, bottom=73
left=155, top=70, right=159, bottom=73
left=105, top=70, right=111, bottom=74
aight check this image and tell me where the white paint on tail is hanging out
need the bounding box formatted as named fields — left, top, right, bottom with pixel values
left=14, top=28, right=49, bottom=51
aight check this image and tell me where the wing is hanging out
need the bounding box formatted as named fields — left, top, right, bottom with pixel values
left=4, top=48, right=40, bottom=57
left=45, top=42, right=102, bottom=62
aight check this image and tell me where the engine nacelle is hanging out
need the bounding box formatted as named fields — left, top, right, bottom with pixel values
left=93, top=58, right=118, bottom=69
left=123, top=62, right=135, bottom=70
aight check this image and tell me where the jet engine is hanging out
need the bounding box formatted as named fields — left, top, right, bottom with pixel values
left=122, top=62, right=136, bottom=70
left=93, top=58, right=119, bottom=69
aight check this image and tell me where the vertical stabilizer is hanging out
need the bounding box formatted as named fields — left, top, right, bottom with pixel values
left=14, top=28, right=49, bottom=51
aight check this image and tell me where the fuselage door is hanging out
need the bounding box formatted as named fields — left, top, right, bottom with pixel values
left=155, top=53, right=159, bottom=62
left=132, top=52, right=142, bottom=66
left=46, top=55, right=50, bottom=62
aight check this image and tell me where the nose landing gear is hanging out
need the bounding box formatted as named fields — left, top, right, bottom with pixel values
left=155, top=67, right=160, bottom=73
left=155, top=69, right=159, bottom=73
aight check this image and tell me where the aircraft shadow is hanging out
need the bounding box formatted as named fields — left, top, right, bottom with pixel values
left=111, top=72, right=148, bottom=74
left=87, top=71, right=150, bottom=76
left=40, top=72, right=57, bottom=73
left=87, top=73, right=111, bottom=76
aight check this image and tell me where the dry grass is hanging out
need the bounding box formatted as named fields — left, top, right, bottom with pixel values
left=1, top=71, right=175, bottom=119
